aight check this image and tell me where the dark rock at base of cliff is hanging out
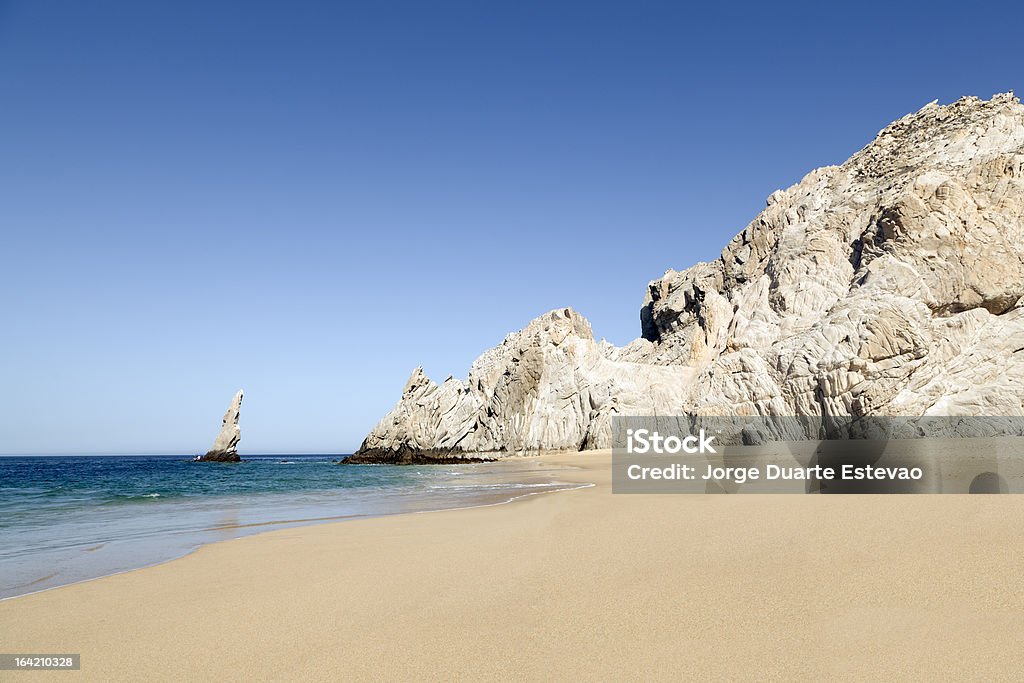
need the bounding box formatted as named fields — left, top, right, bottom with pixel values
left=341, top=446, right=496, bottom=465
left=194, top=451, right=242, bottom=462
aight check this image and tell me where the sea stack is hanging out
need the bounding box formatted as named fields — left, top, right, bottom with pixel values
left=197, top=390, right=244, bottom=462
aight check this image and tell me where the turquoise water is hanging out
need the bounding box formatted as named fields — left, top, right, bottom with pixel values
left=0, top=455, right=582, bottom=599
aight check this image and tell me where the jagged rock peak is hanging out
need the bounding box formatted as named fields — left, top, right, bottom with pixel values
left=847, top=91, right=1022, bottom=180
left=640, top=92, right=1024, bottom=360
left=346, top=307, right=690, bottom=463
left=197, top=390, right=243, bottom=462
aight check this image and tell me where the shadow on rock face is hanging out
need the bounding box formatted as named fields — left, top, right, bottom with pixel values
left=969, top=471, right=1009, bottom=494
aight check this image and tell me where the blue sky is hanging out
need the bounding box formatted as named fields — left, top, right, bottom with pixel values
left=1, top=1, right=1021, bottom=454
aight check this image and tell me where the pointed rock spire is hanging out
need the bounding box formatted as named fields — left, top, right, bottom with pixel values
left=197, top=390, right=243, bottom=462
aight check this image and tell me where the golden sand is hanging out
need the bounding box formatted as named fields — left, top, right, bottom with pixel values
left=3, top=450, right=1024, bottom=681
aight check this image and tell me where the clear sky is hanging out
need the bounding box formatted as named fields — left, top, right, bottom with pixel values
left=1, top=1, right=1021, bottom=454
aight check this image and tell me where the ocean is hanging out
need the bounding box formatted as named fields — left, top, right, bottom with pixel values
left=0, top=454, right=583, bottom=600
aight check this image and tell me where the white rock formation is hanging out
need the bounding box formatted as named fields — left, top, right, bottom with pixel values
left=199, top=390, right=244, bottom=462
left=347, top=309, right=692, bottom=462
left=352, top=93, right=1024, bottom=462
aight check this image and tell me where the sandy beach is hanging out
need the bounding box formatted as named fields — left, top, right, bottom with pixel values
left=4, top=450, right=1024, bottom=681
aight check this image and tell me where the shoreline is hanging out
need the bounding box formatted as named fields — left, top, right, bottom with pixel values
left=0, top=481, right=594, bottom=605
left=0, top=453, right=591, bottom=603
left=4, top=450, right=1024, bottom=679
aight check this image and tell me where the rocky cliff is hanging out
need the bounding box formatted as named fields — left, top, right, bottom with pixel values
left=349, top=93, right=1024, bottom=463
left=197, top=389, right=244, bottom=462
